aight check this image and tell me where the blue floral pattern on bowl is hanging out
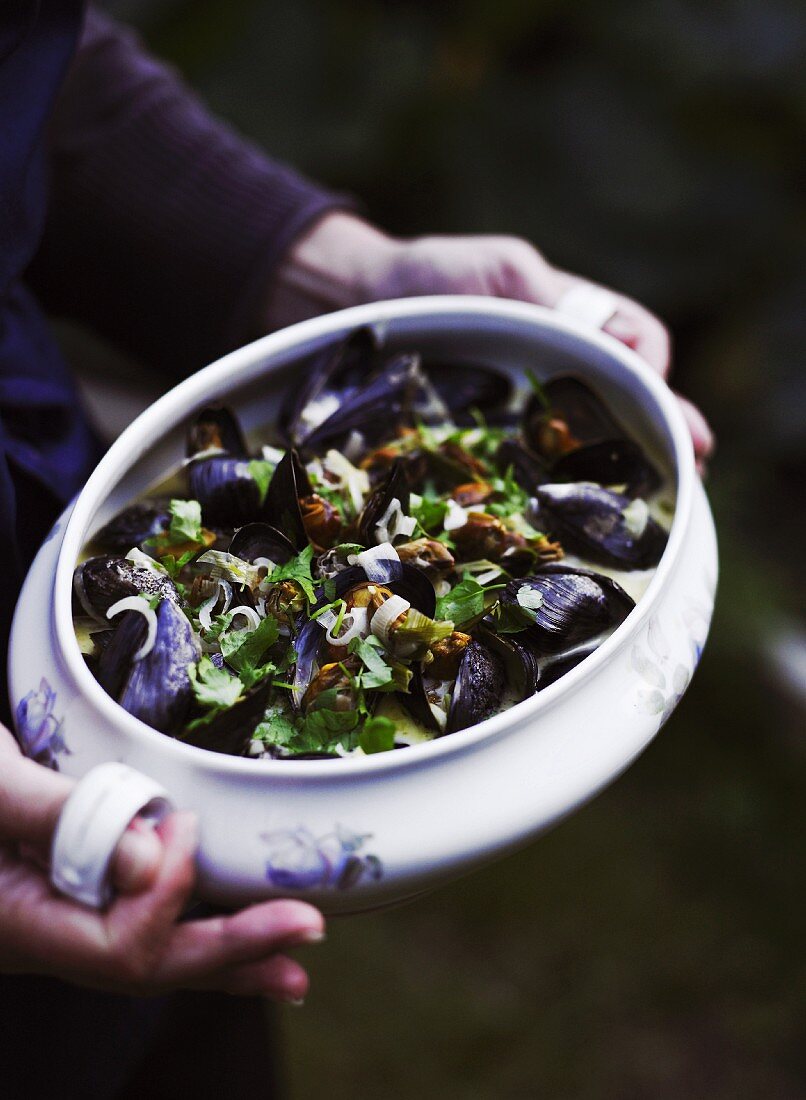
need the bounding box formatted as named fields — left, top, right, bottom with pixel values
left=262, top=825, right=382, bottom=890
left=15, top=678, right=69, bottom=770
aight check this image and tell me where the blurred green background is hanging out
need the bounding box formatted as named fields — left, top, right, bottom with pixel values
left=93, top=2, right=806, bottom=1095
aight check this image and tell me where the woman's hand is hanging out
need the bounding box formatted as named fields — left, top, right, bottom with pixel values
left=266, top=212, right=713, bottom=463
left=0, top=725, right=323, bottom=999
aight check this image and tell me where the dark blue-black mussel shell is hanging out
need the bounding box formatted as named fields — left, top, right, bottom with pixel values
left=533, top=482, right=667, bottom=569
left=499, top=563, right=635, bottom=654
left=96, top=598, right=200, bottom=735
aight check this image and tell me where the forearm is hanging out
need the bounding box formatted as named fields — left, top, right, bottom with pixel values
left=263, top=212, right=399, bottom=329
left=29, top=8, right=354, bottom=375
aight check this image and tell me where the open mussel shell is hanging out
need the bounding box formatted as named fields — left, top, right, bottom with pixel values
left=422, top=362, right=514, bottom=425
left=524, top=376, right=623, bottom=457
left=550, top=439, right=660, bottom=499
left=300, top=352, right=421, bottom=457
left=474, top=623, right=541, bottom=702
left=188, top=456, right=263, bottom=529
left=495, top=439, right=548, bottom=494
left=92, top=500, right=171, bottom=554
left=447, top=640, right=506, bottom=734
left=181, top=679, right=271, bottom=756
left=264, top=449, right=314, bottom=550
left=228, top=522, right=296, bottom=566
left=187, top=405, right=248, bottom=459
left=401, top=632, right=516, bottom=735
left=279, top=326, right=381, bottom=447
left=96, top=599, right=200, bottom=735
left=500, top=563, right=635, bottom=654
left=533, top=482, right=668, bottom=569
left=356, top=458, right=410, bottom=546
left=73, top=555, right=178, bottom=621
left=292, top=562, right=437, bottom=710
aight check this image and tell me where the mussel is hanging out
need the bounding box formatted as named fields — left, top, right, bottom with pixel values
left=291, top=561, right=437, bottom=711
left=356, top=459, right=412, bottom=546
left=550, top=439, right=660, bottom=499
left=300, top=352, right=422, bottom=457
left=499, top=564, right=635, bottom=654
left=187, top=406, right=249, bottom=459
left=73, top=555, right=178, bottom=621
left=181, top=679, right=271, bottom=756
left=494, top=439, right=548, bottom=495
left=280, top=327, right=381, bottom=447
left=524, top=377, right=622, bottom=458
left=186, top=406, right=267, bottom=528
left=96, top=598, right=200, bottom=735
left=524, top=377, right=660, bottom=495
left=92, top=501, right=171, bottom=554
left=228, top=523, right=296, bottom=566
left=264, top=448, right=342, bottom=550
left=421, top=361, right=514, bottom=425
left=533, top=483, right=667, bottom=569
left=400, top=635, right=511, bottom=735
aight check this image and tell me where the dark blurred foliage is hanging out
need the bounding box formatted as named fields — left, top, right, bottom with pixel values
left=96, top=2, right=806, bottom=1095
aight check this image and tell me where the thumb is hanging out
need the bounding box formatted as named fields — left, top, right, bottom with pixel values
left=111, top=817, right=164, bottom=895
left=0, top=750, right=73, bottom=848
left=0, top=745, right=164, bottom=896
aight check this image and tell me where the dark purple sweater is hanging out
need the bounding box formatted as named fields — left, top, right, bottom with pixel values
left=29, top=8, right=350, bottom=376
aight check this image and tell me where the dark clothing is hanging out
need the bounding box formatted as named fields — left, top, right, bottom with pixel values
left=0, top=3, right=348, bottom=720
left=1, top=4, right=347, bottom=1095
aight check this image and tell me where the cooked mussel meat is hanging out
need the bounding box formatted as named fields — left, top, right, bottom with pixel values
left=533, top=482, right=667, bottom=569
left=187, top=406, right=248, bottom=459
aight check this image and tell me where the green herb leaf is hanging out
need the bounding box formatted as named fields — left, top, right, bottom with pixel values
left=267, top=545, right=316, bottom=602
left=525, top=368, right=551, bottom=411
left=359, top=715, right=396, bottom=754
left=349, top=635, right=411, bottom=692
left=300, top=707, right=360, bottom=745
left=247, top=460, right=274, bottom=505
left=435, top=576, right=505, bottom=628
left=411, top=493, right=448, bottom=534
left=253, top=706, right=299, bottom=747
left=168, top=499, right=205, bottom=544
left=189, top=656, right=243, bottom=712
left=220, top=614, right=280, bottom=689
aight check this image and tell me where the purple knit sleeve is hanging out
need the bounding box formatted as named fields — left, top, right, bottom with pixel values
left=27, top=8, right=356, bottom=375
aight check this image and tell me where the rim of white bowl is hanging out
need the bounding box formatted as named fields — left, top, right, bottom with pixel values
left=54, top=296, right=695, bottom=780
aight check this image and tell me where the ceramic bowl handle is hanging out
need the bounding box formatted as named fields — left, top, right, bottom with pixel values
left=50, top=762, right=173, bottom=908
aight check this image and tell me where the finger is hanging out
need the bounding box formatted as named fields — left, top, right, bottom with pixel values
left=105, top=811, right=199, bottom=953
left=675, top=393, right=715, bottom=462
left=152, top=899, right=325, bottom=987
left=110, top=817, right=164, bottom=896
left=193, top=953, right=311, bottom=1001
left=604, top=304, right=671, bottom=377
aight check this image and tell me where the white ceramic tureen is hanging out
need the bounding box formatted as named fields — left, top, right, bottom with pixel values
left=9, top=297, right=717, bottom=914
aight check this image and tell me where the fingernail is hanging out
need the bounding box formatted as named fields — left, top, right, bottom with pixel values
left=297, top=928, right=326, bottom=945
left=287, top=998, right=305, bottom=1007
